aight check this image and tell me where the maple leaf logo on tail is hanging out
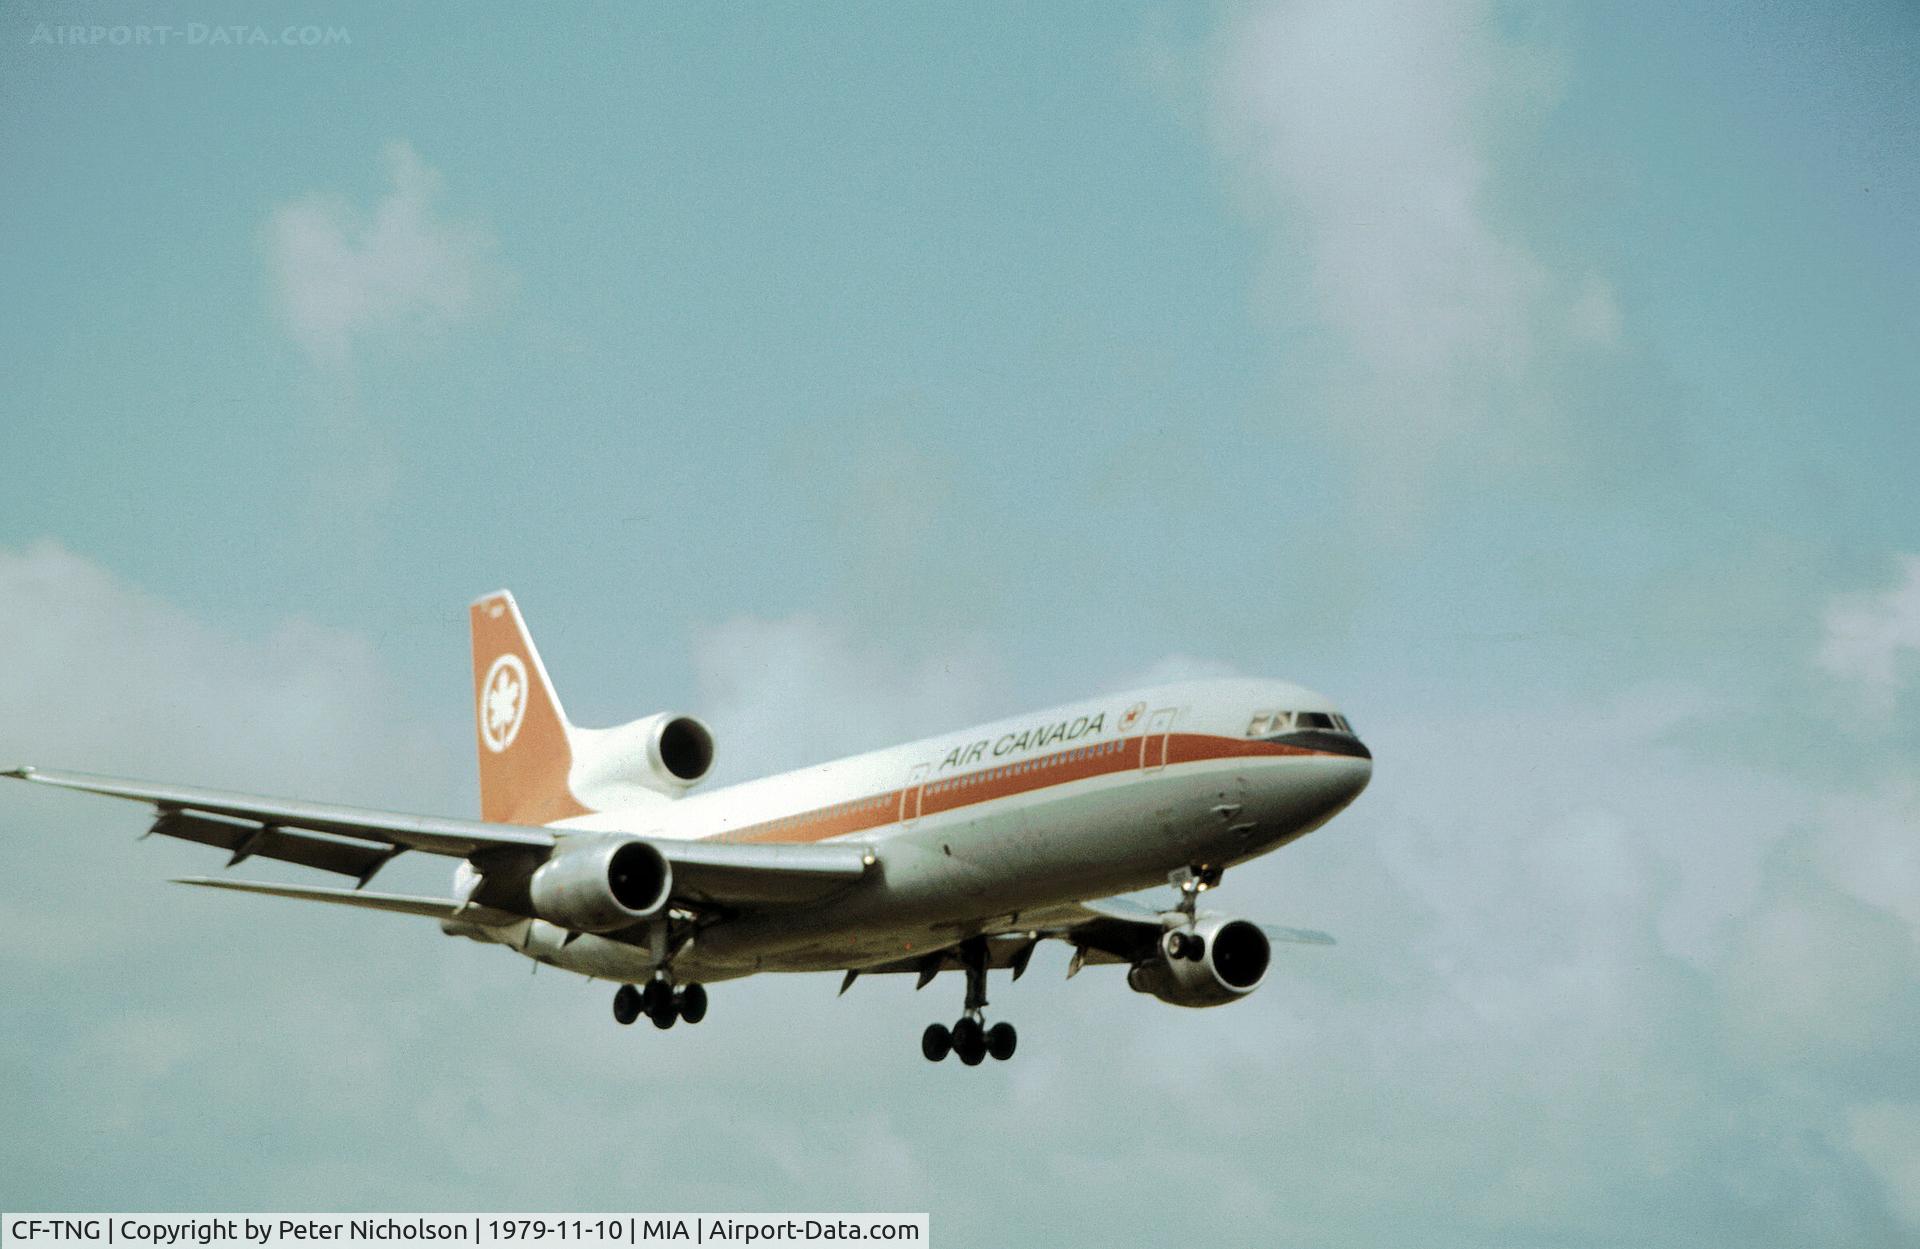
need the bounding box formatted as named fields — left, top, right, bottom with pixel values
left=480, top=653, right=528, bottom=752
left=468, top=590, right=593, bottom=824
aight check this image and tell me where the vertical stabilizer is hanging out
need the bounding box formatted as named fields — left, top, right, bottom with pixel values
left=469, top=591, right=594, bottom=825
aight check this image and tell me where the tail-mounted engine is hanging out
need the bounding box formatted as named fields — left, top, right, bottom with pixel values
left=1126, top=915, right=1272, bottom=1008
left=569, top=712, right=716, bottom=802
left=526, top=837, right=672, bottom=933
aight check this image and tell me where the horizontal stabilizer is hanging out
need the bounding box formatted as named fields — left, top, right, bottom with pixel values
left=1261, top=924, right=1335, bottom=946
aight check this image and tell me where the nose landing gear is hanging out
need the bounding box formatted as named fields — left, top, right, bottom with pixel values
left=921, top=936, right=1017, bottom=1064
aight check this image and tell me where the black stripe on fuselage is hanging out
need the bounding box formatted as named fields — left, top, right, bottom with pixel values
left=1262, top=729, right=1371, bottom=759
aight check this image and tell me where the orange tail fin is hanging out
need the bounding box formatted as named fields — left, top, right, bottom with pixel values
left=469, top=591, right=594, bottom=825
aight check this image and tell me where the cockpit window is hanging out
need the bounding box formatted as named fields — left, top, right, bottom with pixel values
left=1252, top=709, right=1360, bottom=735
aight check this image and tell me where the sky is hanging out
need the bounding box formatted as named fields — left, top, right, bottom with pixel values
left=2, top=1, right=1919, bottom=1244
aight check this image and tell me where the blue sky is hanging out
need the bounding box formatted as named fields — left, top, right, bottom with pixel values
left=3, top=2, right=1919, bottom=1245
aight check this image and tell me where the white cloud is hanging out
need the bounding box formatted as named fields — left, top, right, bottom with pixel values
left=1118, top=652, right=1242, bottom=687
left=1849, top=1102, right=1920, bottom=1229
left=691, top=614, right=1012, bottom=780
left=1815, top=776, right=1920, bottom=935
left=1215, top=1, right=1552, bottom=379
left=1209, top=2, right=1635, bottom=507
left=5, top=547, right=1920, bottom=1241
left=0, top=539, right=450, bottom=799
left=1817, top=554, right=1920, bottom=713
left=265, top=141, right=505, bottom=369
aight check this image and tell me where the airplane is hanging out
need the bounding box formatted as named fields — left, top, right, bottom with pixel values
left=4, top=591, right=1371, bottom=1065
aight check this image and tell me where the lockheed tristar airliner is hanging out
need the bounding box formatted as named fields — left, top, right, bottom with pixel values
left=6, top=592, right=1371, bottom=1065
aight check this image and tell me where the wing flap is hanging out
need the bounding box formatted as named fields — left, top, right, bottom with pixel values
left=665, top=840, right=873, bottom=905
left=851, top=936, right=1128, bottom=980
left=172, top=876, right=520, bottom=925
left=151, top=810, right=399, bottom=882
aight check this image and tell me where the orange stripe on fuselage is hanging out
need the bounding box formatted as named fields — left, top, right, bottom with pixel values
left=709, top=732, right=1334, bottom=845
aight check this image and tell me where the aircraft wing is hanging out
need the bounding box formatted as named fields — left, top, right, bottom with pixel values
left=1051, top=895, right=1336, bottom=955
left=844, top=895, right=1334, bottom=985
left=4, top=766, right=871, bottom=908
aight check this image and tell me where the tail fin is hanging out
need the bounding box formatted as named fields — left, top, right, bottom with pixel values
left=469, top=591, right=594, bottom=825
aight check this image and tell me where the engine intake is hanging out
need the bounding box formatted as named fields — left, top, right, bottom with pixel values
left=569, top=711, right=715, bottom=801
left=1127, top=915, right=1272, bottom=1007
left=527, top=838, right=672, bottom=933
left=652, top=715, right=714, bottom=783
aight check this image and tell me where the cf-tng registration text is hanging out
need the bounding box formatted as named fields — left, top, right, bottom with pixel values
left=3, top=1218, right=927, bottom=1249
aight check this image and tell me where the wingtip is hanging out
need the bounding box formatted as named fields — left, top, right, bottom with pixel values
left=2, top=765, right=34, bottom=780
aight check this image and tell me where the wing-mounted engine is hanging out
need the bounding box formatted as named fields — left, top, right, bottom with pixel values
left=525, top=837, right=673, bottom=933
left=1125, top=914, right=1272, bottom=1008
left=568, top=711, right=715, bottom=806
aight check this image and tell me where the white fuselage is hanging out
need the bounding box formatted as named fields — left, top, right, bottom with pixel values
left=457, top=678, right=1372, bottom=982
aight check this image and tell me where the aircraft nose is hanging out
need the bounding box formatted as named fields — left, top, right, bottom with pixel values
left=1316, top=745, right=1372, bottom=811
left=1341, top=749, right=1372, bottom=796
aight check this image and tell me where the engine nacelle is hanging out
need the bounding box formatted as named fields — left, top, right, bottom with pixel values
left=1126, top=915, right=1272, bottom=1008
left=527, top=838, right=672, bottom=933
left=569, top=711, right=716, bottom=801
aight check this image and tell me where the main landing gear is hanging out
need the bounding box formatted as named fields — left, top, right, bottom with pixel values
left=613, top=976, right=707, bottom=1030
left=921, top=936, right=1017, bottom=1065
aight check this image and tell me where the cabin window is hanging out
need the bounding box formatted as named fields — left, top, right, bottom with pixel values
left=1296, top=711, right=1336, bottom=730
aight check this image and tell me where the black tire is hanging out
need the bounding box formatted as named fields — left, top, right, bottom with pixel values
left=1186, top=934, right=1206, bottom=962
left=1165, top=932, right=1189, bottom=960
left=986, top=1021, right=1017, bottom=1061
left=613, top=984, right=641, bottom=1026
left=677, top=983, right=708, bottom=1025
left=952, top=1017, right=985, bottom=1066
left=921, top=1023, right=952, bottom=1062
left=649, top=999, right=678, bottom=1030
left=640, top=979, right=671, bottom=1016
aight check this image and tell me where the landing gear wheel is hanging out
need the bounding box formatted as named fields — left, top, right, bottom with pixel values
left=641, top=979, right=676, bottom=1029
left=676, top=983, right=708, bottom=1025
left=612, top=984, right=641, bottom=1026
left=986, top=1021, right=1017, bottom=1061
left=952, top=1017, right=986, bottom=1066
left=921, top=1023, right=952, bottom=1062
